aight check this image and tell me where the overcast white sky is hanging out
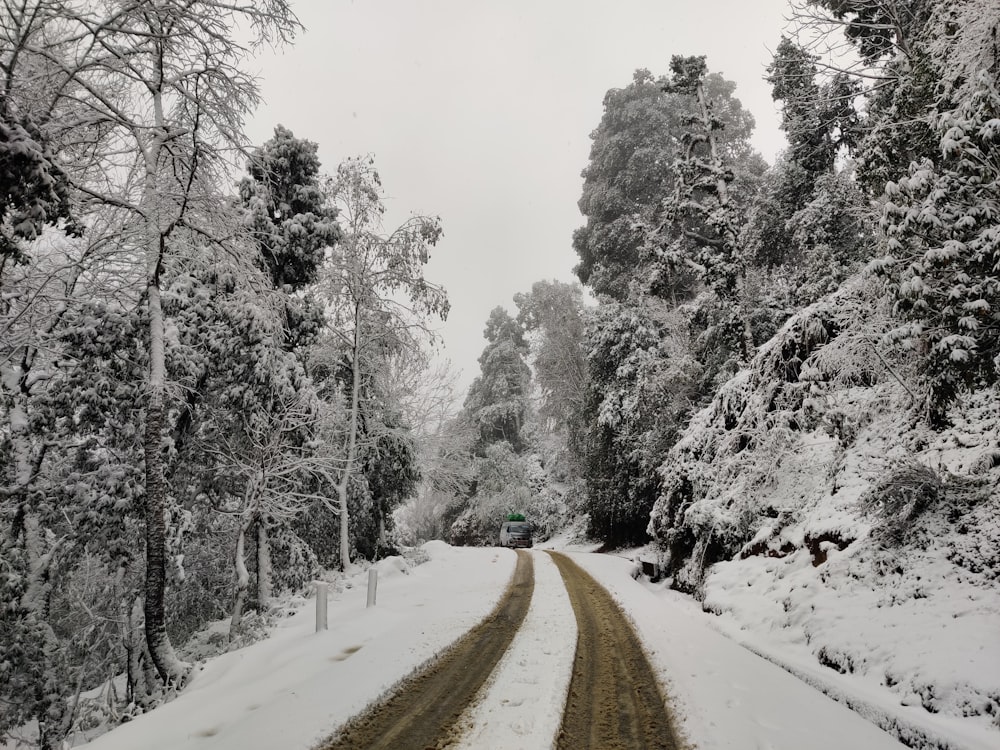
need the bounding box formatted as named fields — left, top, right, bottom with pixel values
left=247, top=0, right=793, bottom=393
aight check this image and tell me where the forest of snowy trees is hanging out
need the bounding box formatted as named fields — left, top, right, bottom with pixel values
left=2, top=0, right=1000, bottom=747
left=434, top=0, right=1000, bottom=552
left=0, top=2, right=451, bottom=745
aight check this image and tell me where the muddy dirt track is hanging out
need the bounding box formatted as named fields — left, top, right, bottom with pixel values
left=317, top=550, right=534, bottom=750
left=548, top=551, right=681, bottom=750
left=317, top=550, right=681, bottom=749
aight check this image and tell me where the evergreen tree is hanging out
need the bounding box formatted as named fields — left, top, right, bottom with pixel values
left=240, top=125, right=339, bottom=350
left=650, top=55, right=764, bottom=363
left=572, top=68, right=757, bottom=301
left=464, top=307, right=532, bottom=453
left=514, top=280, right=588, bottom=435
left=875, top=71, right=1000, bottom=425
left=0, top=115, right=76, bottom=265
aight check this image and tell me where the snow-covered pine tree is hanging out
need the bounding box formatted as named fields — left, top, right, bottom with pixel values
left=876, top=71, right=1000, bottom=425
left=463, top=307, right=532, bottom=454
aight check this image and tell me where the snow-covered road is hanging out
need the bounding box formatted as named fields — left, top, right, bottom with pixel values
left=72, top=542, right=987, bottom=750
left=454, top=551, right=576, bottom=749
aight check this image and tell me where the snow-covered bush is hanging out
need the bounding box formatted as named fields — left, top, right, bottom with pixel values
left=651, top=282, right=878, bottom=589
left=859, top=459, right=986, bottom=548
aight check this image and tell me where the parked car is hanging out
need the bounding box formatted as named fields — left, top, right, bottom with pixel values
left=499, top=519, right=533, bottom=548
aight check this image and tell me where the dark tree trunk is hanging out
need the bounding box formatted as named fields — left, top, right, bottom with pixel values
left=141, top=277, right=187, bottom=685
left=142, top=394, right=171, bottom=681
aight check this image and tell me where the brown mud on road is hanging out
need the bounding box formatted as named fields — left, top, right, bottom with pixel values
left=548, top=551, right=683, bottom=750
left=316, top=549, right=534, bottom=750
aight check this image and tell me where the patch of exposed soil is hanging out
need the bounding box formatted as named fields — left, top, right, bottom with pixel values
left=548, top=551, right=682, bottom=750
left=315, top=550, right=534, bottom=750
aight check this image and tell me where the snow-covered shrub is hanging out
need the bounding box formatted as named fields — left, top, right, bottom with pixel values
left=225, top=610, right=270, bottom=650
left=651, top=285, right=863, bottom=586
left=447, top=442, right=567, bottom=546
left=860, top=458, right=988, bottom=548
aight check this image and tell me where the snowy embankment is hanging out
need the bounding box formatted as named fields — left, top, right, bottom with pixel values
left=570, top=551, right=907, bottom=750
left=74, top=542, right=515, bottom=750
left=647, top=280, right=1000, bottom=750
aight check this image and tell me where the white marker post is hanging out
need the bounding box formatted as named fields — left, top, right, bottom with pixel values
left=366, top=568, right=378, bottom=608
left=314, top=581, right=328, bottom=632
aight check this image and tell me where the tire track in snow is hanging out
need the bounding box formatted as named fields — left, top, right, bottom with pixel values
left=315, top=549, right=534, bottom=750
left=453, top=550, right=577, bottom=749
left=548, top=551, right=682, bottom=750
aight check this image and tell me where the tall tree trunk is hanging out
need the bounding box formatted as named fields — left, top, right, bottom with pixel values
left=230, top=522, right=249, bottom=637
left=139, top=65, right=187, bottom=685
left=256, top=519, right=272, bottom=610
left=694, top=81, right=729, bottom=208
left=126, top=596, right=157, bottom=707
left=142, top=276, right=187, bottom=685
left=336, top=301, right=362, bottom=570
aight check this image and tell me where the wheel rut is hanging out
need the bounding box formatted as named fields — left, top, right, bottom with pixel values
left=316, top=549, right=534, bottom=750
left=548, top=551, right=682, bottom=750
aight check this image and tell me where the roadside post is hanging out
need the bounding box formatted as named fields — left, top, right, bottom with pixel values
left=366, top=568, right=378, bottom=608
left=314, top=581, right=328, bottom=631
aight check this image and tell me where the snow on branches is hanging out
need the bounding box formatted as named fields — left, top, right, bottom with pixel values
left=875, top=71, right=1000, bottom=425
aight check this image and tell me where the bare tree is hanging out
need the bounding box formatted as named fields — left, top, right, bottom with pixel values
left=318, top=157, right=448, bottom=569
left=204, top=393, right=338, bottom=635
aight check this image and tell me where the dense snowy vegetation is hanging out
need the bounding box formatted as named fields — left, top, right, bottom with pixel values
left=1, top=3, right=446, bottom=746
left=408, top=0, right=1000, bottom=740
left=2, top=0, right=998, bottom=747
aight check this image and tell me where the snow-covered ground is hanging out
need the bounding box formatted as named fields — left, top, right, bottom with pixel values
left=46, top=536, right=997, bottom=750
left=70, top=542, right=514, bottom=750
left=454, top=550, right=576, bottom=749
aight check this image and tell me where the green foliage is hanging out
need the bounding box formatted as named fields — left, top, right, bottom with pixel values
left=240, top=125, right=339, bottom=291
left=355, top=417, right=420, bottom=559
left=750, top=36, right=872, bottom=292
left=855, top=50, right=940, bottom=192
left=767, top=37, right=862, bottom=177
